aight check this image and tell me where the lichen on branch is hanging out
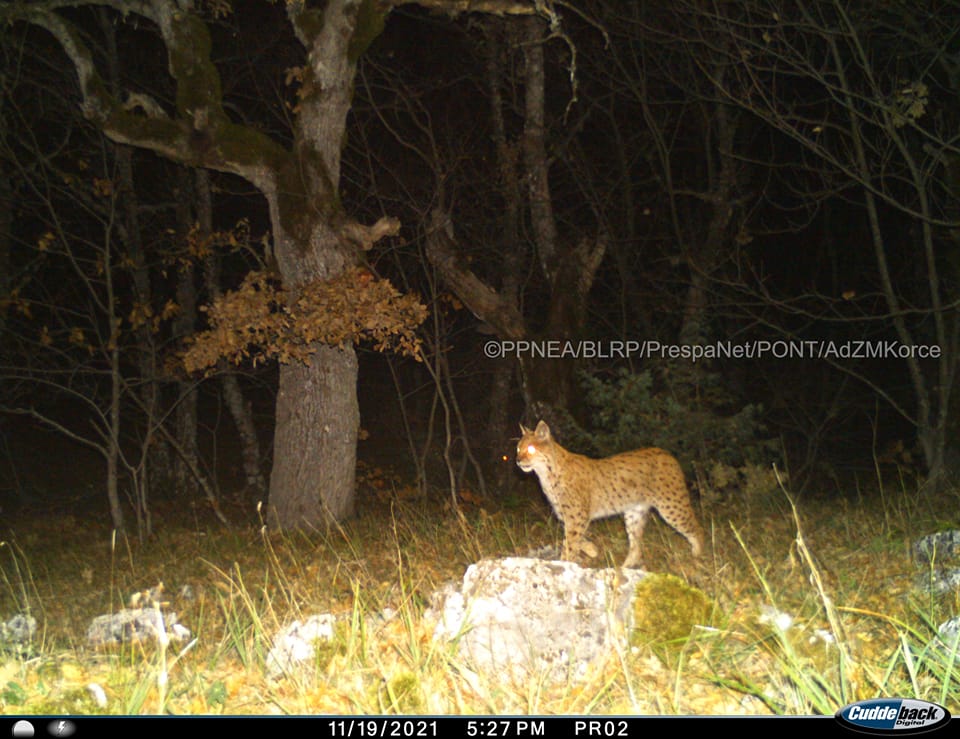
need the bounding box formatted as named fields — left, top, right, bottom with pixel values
left=182, top=267, right=427, bottom=373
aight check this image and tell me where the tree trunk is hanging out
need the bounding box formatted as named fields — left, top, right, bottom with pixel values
left=0, top=153, right=9, bottom=337
left=171, top=167, right=199, bottom=498
left=673, top=90, right=741, bottom=399
left=517, top=17, right=604, bottom=426
left=519, top=16, right=569, bottom=423
left=260, top=0, right=369, bottom=528
left=193, top=170, right=265, bottom=497
left=268, top=345, right=359, bottom=524
left=522, top=16, right=558, bottom=281
left=486, top=19, right=525, bottom=494
left=101, top=7, right=165, bottom=503
left=220, top=372, right=265, bottom=495
left=104, top=227, right=125, bottom=533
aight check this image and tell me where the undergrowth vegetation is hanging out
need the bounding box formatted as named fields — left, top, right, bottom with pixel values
left=0, top=468, right=957, bottom=716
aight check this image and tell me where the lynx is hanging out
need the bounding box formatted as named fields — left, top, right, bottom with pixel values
left=516, top=420, right=703, bottom=568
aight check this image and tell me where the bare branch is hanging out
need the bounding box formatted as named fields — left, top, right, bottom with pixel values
left=424, top=210, right=526, bottom=340
left=339, top=215, right=401, bottom=251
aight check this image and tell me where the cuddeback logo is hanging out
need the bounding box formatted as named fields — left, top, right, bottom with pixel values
left=836, top=699, right=951, bottom=734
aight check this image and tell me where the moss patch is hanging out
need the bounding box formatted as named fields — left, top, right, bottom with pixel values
left=631, top=573, right=714, bottom=656
left=377, top=671, right=424, bottom=713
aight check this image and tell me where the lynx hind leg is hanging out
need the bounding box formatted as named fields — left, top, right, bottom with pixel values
left=684, top=521, right=704, bottom=557
left=656, top=499, right=704, bottom=558
left=622, top=505, right=652, bottom=568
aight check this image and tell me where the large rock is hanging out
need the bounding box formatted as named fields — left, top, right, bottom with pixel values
left=86, top=608, right=189, bottom=647
left=913, top=530, right=960, bottom=594
left=430, top=557, right=645, bottom=683
left=266, top=614, right=337, bottom=678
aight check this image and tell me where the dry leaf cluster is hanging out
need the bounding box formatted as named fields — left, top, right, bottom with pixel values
left=182, top=267, right=427, bottom=373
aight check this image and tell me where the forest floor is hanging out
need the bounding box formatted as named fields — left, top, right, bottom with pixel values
left=0, top=458, right=957, bottom=716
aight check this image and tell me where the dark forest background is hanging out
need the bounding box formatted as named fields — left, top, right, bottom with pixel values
left=1, top=0, right=958, bottom=538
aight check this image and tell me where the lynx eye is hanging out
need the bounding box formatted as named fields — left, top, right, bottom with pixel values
left=526, top=444, right=537, bottom=454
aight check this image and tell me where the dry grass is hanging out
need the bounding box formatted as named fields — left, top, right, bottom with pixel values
left=0, top=467, right=957, bottom=715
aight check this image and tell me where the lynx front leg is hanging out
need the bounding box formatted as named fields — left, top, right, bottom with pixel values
left=622, top=505, right=652, bottom=568
left=559, top=507, right=590, bottom=563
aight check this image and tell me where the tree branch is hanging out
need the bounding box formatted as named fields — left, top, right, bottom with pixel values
left=425, top=210, right=526, bottom=340
left=387, top=0, right=538, bottom=16
left=339, top=215, right=401, bottom=251
left=2, top=1, right=289, bottom=189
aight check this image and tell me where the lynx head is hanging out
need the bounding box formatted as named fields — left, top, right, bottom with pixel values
left=516, top=420, right=554, bottom=472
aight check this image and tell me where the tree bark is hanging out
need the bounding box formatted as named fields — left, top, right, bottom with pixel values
left=269, top=345, right=359, bottom=523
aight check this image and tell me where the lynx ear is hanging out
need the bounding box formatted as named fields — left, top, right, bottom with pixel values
left=519, top=423, right=530, bottom=435
left=534, top=420, right=550, bottom=439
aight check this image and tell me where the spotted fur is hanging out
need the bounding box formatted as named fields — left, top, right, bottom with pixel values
left=517, top=420, right=703, bottom=568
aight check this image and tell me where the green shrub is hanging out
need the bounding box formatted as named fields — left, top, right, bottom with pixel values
left=557, top=368, right=779, bottom=496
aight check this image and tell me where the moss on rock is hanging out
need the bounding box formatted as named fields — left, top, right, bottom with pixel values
left=631, top=573, right=714, bottom=650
